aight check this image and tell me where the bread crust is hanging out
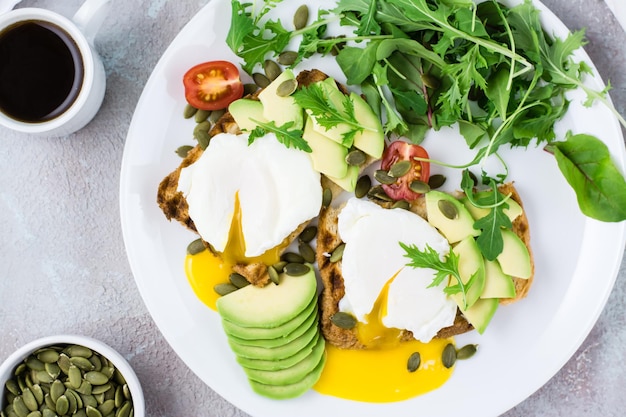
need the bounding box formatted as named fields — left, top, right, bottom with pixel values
left=316, top=183, right=533, bottom=349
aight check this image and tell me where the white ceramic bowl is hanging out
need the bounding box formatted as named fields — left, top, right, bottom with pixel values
left=0, top=335, right=145, bottom=417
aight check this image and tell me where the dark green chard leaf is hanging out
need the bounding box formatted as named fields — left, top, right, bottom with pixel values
left=546, top=133, right=626, bottom=222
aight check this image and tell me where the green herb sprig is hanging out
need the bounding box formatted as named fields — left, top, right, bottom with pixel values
left=248, top=120, right=311, bottom=152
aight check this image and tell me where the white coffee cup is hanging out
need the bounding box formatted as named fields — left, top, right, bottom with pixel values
left=0, top=0, right=111, bottom=136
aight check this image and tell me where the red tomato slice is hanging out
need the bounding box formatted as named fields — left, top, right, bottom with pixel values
left=183, top=61, right=244, bottom=111
left=380, top=141, right=431, bottom=202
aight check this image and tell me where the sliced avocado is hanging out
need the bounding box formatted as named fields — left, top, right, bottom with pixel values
left=450, top=236, right=485, bottom=309
left=237, top=333, right=323, bottom=371
left=243, top=335, right=325, bottom=385
left=350, top=92, right=384, bottom=159
left=227, top=310, right=318, bottom=348
left=221, top=296, right=317, bottom=340
left=481, top=259, right=516, bottom=299
left=216, top=267, right=317, bottom=328
left=309, top=78, right=352, bottom=145
left=425, top=191, right=480, bottom=244
left=459, top=297, right=499, bottom=334
left=325, top=164, right=359, bottom=192
left=228, top=98, right=267, bottom=131
left=460, top=192, right=523, bottom=222
left=248, top=353, right=327, bottom=399
left=496, top=229, right=532, bottom=279
left=228, top=319, right=319, bottom=360
left=258, top=69, right=303, bottom=130
left=303, top=116, right=349, bottom=179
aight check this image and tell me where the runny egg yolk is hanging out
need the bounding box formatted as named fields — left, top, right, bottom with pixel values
left=314, top=270, right=455, bottom=402
left=184, top=194, right=285, bottom=310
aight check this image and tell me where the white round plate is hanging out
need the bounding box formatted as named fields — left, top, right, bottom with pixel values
left=120, top=0, right=626, bottom=416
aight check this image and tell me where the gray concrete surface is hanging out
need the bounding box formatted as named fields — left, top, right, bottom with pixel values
left=1, top=0, right=625, bottom=416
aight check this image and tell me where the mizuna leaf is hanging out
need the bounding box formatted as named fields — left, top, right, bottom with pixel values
left=547, top=133, right=626, bottom=222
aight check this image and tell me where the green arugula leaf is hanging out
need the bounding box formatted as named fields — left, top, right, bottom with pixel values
left=248, top=120, right=311, bottom=153
left=400, top=242, right=473, bottom=309
left=546, top=133, right=626, bottom=222
left=336, top=42, right=380, bottom=85
left=226, top=1, right=256, bottom=53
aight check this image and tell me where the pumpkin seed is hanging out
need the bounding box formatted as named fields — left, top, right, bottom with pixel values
left=438, top=199, right=458, bottom=220
left=5, top=380, right=20, bottom=396
left=277, top=51, right=298, bottom=66
left=345, top=149, right=366, bottom=166
left=194, top=109, right=211, bottom=123
left=193, top=121, right=211, bottom=150
left=428, top=174, right=446, bottom=189
left=12, top=399, right=29, bottom=417
left=116, top=401, right=131, bottom=417
left=84, top=372, right=109, bottom=386
left=77, top=380, right=93, bottom=396
left=42, top=409, right=57, bottom=417
left=228, top=273, right=250, bottom=289
left=214, top=283, right=238, bottom=296
left=263, top=60, right=282, bottom=81
left=391, top=200, right=410, bottom=210
left=36, top=350, right=59, bottom=364
left=44, top=393, right=55, bottom=410
left=91, top=383, right=112, bottom=395
left=281, top=252, right=304, bottom=264
left=67, top=388, right=83, bottom=409
left=183, top=103, right=198, bottom=119
left=374, top=169, right=396, bottom=185
left=293, top=5, right=309, bottom=30
left=442, top=343, right=457, bottom=368
left=14, top=364, right=26, bottom=376
left=57, top=354, right=71, bottom=375
left=243, top=83, right=258, bottom=96
left=98, top=399, right=115, bottom=416
left=456, top=344, right=477, bottom=360
left=355, top=175, right=371, bottom=199
left=186, top=238, right=206, bottom=255
left=30, top=384, right=44, bottom=405
left=68, top=365, right=82, bottom=389
left=114, top=386, right=124, bottom=408
left=252, top=73, right=271, bottom=88
left=85, top=405, right=102, bottom=417
left=66, top=345, right=92, bottom=359
left=298, top=226, right=317, bottom=243
left=271, top=261, right=287, bottom=273
left=25, top=358, right=44, bottom=372
left=55, top=396, right=69, bottom=415
left=80, top=394, right=98, bottom=409
left=65, top=389, right=78, bottom=414
left=329, top=243, right=345, bottom=263
left=330, top=312, right=356, bottom=329
left=122, top=385, right=131, bottom=401
left=322, top=188, right=332, bottom=208
left=298, top=241, right=316, bottom=263
left=51, top=379, right=65, bottom=402
left=70, top=357, right=95, bottom=372
left=389, top=160, right=411, bottom=177
left=407, top=352, right=421, bottom=372
left=21, top=389, right=38, bottom=411
left=276, top=79, right=298, bottom=97
left=34, top=372, right=52, bottom=384
left=284, top=263, right=311, bottom=276
left=26, top=412, right=42, bottom=417
left=175, top=145, right=194, bottom=158
left=113, top=369, right=126, bottom=386
left=409, top=180, right=430, bottom=194
left=208, top=109, right=226, bottom=123
left=367, top=185, right=393, bottom=202
left=268, top=265, right=280, bottom=285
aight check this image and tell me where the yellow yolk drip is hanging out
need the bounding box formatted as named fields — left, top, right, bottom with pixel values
left=314, top=269, right=455, bottom=401
left=185, top=194, right=284, bottom=310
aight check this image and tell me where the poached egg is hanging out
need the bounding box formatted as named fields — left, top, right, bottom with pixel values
left=178, top=132, right=322, bottom=308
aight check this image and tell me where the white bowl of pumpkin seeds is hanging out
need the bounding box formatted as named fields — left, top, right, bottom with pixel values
left=0, top=335, right=144, bottom=417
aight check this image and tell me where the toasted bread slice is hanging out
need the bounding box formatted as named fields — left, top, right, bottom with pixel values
left=316, top=183, right=533, bottom=349
left=157, top=70, right=340, bottom=285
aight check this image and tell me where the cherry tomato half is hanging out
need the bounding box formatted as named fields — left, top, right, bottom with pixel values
left=380, top=141, right=431, bottom=202
left=183, top=61, right=244, bottom=111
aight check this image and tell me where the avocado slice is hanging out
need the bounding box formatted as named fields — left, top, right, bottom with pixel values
left=228, top=319, right=319, bottom=360
left=460, top=192, right=523, bottom=223
left=449, top=236, right=486, bottom=309
left=481, top=259, right=516, bottom=299
left=496, top=229, right=532, bottom=279
left=426, top=191, right=480, bottom=244
left=350, top=92, right=384, bottom=159
left=228, top=98, right=267, bottom=131
left=248, top=353, right=327, bottom=399
left=236, top=334, right=323, bottom=371
left=226, top=309, right=318, bottom=348
left=243, top=335, right=326, bottom=385
left=221, top=296, right=317, bottom=340
left=303, top=116, right=349, bottom=179
left=258, top=69, right=304, bottom=130
left=216, top=267, right=317, bottom=328
left=325, top=164, right=359, bottom=193
left=459, top=297, right=499, bottom=334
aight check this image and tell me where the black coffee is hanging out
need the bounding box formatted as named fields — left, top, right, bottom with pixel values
left=0, top=20, right=84, bottom=123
